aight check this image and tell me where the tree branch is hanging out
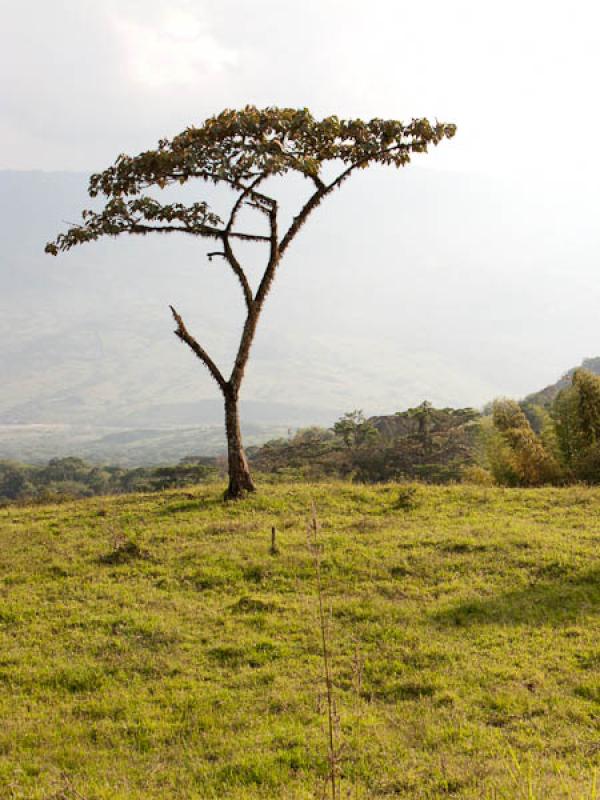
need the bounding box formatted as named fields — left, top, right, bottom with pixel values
left=249, top=188, right=277, bottom=208
left=325, top=143, right=410, bottom=193
left=255, top=202, right=280, bottom=306
left=225, top=144, right=416, bottom=389
left=169, top=305, right=227, bottom=392
left=277, top=144, right=410, bottom=258
left=278, top=186, right=328, bottom=256
left=244, top=200, right=272, bottom=215
left=229, top=199, right=280, bottom=390
left=121, top=170, right=259, bottom=197
left=226, top=176, right=266, bottom=233
left=221, top=176, right=276, bottom=311
left=308, top=174, right=326, bottom=191
left=228, top=230, right=271, bottom=242
left=208, top=245, right=253, bottom=310
left=220, top=177, right=263, bottom=310
left=128, top=224, right=269, bottom=242
left=223, top=235, right=254, bottom=310
left=129, top=224, right=222, bottom=239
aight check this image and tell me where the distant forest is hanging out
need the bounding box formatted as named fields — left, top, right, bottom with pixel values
left=0, top=458, right=218, bottom=505
left=3, top=365, right=600, bottom=504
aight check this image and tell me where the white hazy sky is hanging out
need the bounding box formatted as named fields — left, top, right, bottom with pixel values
left=2, top=0, right=600, bottom=181
left=2, top=0, right=600, bottom=420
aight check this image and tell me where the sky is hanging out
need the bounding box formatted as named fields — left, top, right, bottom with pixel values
left=2, top=0, right=600, bottom=182
left=1, top=0, right=600, bottom=425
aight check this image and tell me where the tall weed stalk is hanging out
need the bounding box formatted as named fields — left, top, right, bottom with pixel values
left=308, top=503, right=343, bottom=800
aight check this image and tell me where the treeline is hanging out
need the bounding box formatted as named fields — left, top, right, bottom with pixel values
left=484, top=368, right=600, bottom=486
left=251, top=370, right=600, bottom=487
left=4, top=370, right=600, bottom=504
left=0, top=457, right=218, bottom=505
left=249, top=405, right=481, bottom=483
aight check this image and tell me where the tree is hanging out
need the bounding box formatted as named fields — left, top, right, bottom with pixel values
left=489, top=399, right=561, bottom=486
left=332, top=410, right=379, bottom=449
left=573, top=369, right=600, bottom=447
left=46, top=106, right=456, bottom=499
left=553, top=369, right=600, bottom=481
left=250, top=427, right=339, bottom=479
left=407, top=401, right=435, bottom=453
left=0, top=461, right=32, bottom=501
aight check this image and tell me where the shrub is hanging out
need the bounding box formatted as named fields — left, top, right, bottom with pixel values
left=489, top=399, right=562, bottom=486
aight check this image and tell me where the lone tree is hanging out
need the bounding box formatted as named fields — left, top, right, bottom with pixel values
left=46, top=107, right=455, bottom=499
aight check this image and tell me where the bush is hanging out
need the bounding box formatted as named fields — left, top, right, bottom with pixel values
left=461, top=465, right=495, bottom=486
left=552, top=370, right=600, bottom=483
left=488, top=400, right=562, bottom=487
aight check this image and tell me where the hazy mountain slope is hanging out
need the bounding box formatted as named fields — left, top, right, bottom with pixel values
left=2, top=167, right=599, bottom=461
left=524, top=357, right=600, bottom=407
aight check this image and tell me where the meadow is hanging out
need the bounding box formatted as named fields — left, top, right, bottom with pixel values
left=0, top=482, right=599, bottom=799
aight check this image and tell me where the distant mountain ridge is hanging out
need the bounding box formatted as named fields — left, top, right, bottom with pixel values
left=2, top=356, right=599, bottom=467
left=3, top=168, right=600, bottom=464
left=524, top=357, right=600, bottom=407
left=1, top=168, right=507, bottom=433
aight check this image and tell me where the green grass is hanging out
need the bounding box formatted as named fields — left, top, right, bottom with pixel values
left=1, top=482, right=599, bottom=799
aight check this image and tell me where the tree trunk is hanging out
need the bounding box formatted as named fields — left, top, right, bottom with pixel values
left=224, top=391, right=256, bottom=500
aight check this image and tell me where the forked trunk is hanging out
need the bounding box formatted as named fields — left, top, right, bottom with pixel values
left=224, top=391, right=256, bottom=500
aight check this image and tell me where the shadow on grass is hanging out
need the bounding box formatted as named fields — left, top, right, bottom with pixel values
left=158, top=494, right=225, bottom=515
left=434, top=566, right=600, bottom=627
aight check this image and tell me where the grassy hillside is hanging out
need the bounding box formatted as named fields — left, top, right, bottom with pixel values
left=1, top=483, right=599, bottom=799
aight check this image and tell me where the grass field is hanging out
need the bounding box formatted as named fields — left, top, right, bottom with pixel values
left=1, top=482, right=599, bottom=799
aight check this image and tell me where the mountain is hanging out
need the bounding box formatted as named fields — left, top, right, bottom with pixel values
left=524, top=357, right=600, bottom=407
left=2, top=167, right=599, bottom=463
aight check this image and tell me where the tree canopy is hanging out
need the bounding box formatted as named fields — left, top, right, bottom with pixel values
left=45, top=106, right=456, bottom=256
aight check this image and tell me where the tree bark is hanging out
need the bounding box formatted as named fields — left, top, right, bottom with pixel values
left=224, top=390, right=256, bottom=499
